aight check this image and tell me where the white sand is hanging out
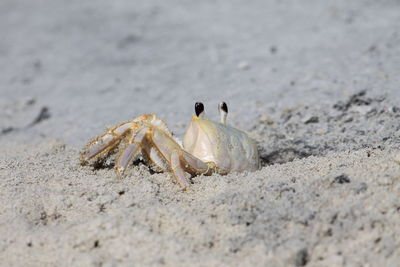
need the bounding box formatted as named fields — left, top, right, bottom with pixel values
left=1, top=0, right=400, bottom=266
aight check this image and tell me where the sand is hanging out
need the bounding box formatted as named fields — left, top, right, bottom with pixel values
left=1, top=0, right=400, bottom=266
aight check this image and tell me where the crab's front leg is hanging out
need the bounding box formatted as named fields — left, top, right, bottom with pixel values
left=150, top=129, right=210, bottom=189
left=80, top=121, right=137, bottom=165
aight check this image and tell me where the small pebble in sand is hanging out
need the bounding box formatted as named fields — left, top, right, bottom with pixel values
left=333, top=174, right=350, bottom=184
left=259, top=114, right=274, bottom=125
left=237, top=61, right=251, bottom=70
left=303, top=116, right=319, bottom=124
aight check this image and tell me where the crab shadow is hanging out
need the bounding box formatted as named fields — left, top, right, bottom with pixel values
left=91, top=158, right=159, bottom=175
left=259, top=147, right=313, bottom=167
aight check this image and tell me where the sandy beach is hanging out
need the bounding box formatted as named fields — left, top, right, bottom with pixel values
left=1, top=0, right=400, bottom=266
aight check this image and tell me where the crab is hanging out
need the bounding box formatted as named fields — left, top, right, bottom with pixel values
left=80, top=102, right=259, bottom=189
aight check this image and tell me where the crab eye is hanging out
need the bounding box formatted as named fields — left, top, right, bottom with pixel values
left=195, top=102, right=204, bottom=117
left=219, top=102, right=228, bottom=113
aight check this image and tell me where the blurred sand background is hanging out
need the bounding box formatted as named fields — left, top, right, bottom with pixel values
left=1, top=0, right=400, bottom=266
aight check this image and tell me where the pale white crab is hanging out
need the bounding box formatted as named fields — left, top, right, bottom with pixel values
left=80, top=102, right=259, bottom=189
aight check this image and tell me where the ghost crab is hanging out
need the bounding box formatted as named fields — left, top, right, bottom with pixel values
left=80, top=102, right=259, bottom=189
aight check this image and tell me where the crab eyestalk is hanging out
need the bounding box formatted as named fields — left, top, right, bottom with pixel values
left=218, top=101, right=228, bottom=124
left=195, top=102, right=205, bottom=118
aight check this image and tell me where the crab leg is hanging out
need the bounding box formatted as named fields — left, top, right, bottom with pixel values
left=151, top=129, right=209, bottom=188
left=81, top=133, right=117, bottom=162
left=171, top=150, right=191, bottom=188
left=150, top=129, right=189, bottom=188
left=115, top=127, right=148, bottom=174
left=148, top=147, right=169, bottom=172
left=181, top=151, right=209, bottom=174
left=80, top=121, right=135, bottom=164
left=115, top=143, right=140, bottom=174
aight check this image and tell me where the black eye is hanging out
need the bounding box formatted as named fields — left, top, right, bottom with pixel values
left=195, top=102, right=204, bottom=117
left=220, top=102, right=228, bottom=113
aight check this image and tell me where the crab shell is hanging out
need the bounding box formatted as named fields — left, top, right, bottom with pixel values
left=183, top=115, right=259, bottom=174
